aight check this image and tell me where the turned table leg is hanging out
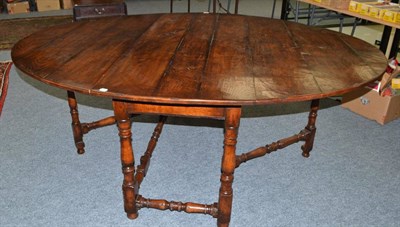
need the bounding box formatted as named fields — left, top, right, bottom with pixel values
left=217, top=107, right=241, bottom=227
left=113, top=100, right=138, bottom=219
left=67, top=91, right=85, bottom=154
left=301, top=99, right=319, bottom=158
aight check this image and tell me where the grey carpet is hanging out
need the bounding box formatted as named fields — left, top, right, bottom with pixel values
left=1, top=45, right=400, bottom=227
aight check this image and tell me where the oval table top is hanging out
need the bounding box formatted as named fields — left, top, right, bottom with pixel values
left=12, top=13, right=387, bottom=106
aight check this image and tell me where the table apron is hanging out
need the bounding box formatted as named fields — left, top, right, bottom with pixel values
left=114, top=100, right=240, bottom=119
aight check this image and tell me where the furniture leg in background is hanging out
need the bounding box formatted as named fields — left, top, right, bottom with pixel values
left=281, top=0, right=289, bottom=19
left=386, top=0, right=399, bottom=58
left=66, top=0, right=127, bottom=154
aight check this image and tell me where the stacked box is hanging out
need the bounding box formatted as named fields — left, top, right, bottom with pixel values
left=330, top=0, right=352, bottom=9
left=363, top=2, right=392, bottom=18
left=36, top=0, right=61, bottom=11
left=395, top=11, right=400, bottom=23
left=348, top=1, right=400, bottom=23
left=349, top=0, right=379, bottom=12
left=379, top=6, right=400, bottom=22
left=6, top=1, right=30, bottom=14
left=314, top=0, right=351, bottom=9
left=382, top=8, right=396, bottom=22
left=60, top=0, right=73, bottom=9
left=368, top=3, right=387, bottom=18
left=366, top=2, right=400, bottom=22
left=359, top=3, right=370, bottom=15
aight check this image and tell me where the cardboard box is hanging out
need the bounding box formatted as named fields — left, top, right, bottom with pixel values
left=36, top=0, right=61, bottom=11
left=366, top=3, right=400, bottom=22
left=342, top=86, right=400, bottom=125
left=392, top=78, right=400, bottom=89
left=314, top=0, right=351, bottom=9
left=60, top=0, right=73, bottom=9
left=350, top=1, right=400, bottom=21
left=330, top=0, right=352, bottom=9
left=359, top=2, right=376, bottom=15
left=6, top=1, right=30, bottom=14
left=394, top=10, right=400, bottom=23
left=382, top=8, right=397, bottom=22
left=363, top=2, right=387, bottom=18
left=349, top=0, right=377, bottom=12
left=368, top=6, right=382, bottom=18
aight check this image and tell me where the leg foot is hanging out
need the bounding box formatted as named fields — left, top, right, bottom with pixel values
left=127, top=212, right=139, bottom=219
left=76, top=142, right=85, bottom=155
left=301, top=147, right=310, bottom=158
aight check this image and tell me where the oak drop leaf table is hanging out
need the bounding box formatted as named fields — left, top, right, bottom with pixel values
left=11, top=13, right=387, bottom=226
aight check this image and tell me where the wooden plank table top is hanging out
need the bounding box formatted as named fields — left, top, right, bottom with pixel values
left=11, top=13, right=388, bottom=227
left=12, top=13, right=387, bottom=106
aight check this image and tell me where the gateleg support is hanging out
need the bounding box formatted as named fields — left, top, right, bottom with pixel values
left=235, top=130, right=310, bottom=168
left=135, top=115, right=167, bottom=192
left=81, top=116, right=116, bottom=134
left=235, top=99, right=320, bottom=167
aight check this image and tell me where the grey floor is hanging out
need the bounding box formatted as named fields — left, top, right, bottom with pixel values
left=1, top=1, right=400, bottom=227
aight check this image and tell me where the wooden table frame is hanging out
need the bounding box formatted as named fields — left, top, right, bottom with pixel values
left=12, top=13, right=387, bottom=226
left=104, top=99, right=319, bottom=226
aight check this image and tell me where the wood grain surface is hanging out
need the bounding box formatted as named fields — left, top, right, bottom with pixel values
left=12, top=13, right=387, bottom=105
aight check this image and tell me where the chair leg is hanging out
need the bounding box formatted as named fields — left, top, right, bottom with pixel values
left=67, top=91, right=85, bottom=154
left=234, top=0, right=239, bottom=14
left=170, top=0, right=191, bottom=13
left=339, top=17, right=344, bottom=33
left=294, top=1, right=300, bottom=22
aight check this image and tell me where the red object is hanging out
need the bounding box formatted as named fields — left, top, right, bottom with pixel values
left=381, top=87, right=393, bottom=97
left=0, top=61, right=13, bottom=117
